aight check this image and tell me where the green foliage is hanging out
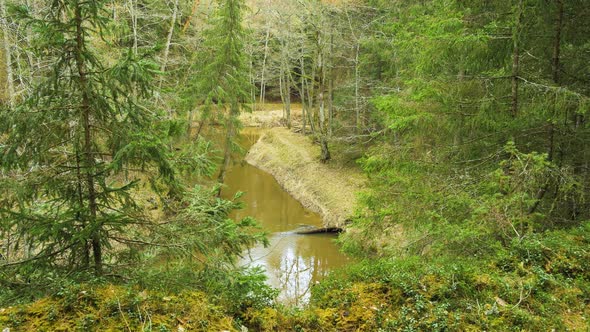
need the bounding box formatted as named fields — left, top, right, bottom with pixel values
left=1, top=0, right=177, bottom=279
left=195, top=0, right=252, bottom=118
left=0, top=284, right=238, bottom=331
left=0, top=1, right=268, bottom=312
left=151, top=185, right=269, bottom=264
left=344, top=0, right=590, bottom=258
left=116, top=185, right=274, bottom=315
left=245, top=223, right=590, bottom=330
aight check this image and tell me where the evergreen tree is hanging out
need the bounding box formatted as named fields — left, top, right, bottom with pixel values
left=196, top=0, right=251, bottom=186
left=343, top=0, right=590, bottom=256
left=0, top=0, right=175, bottom=276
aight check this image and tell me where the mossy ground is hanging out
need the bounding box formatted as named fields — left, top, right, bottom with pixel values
left=0, top=285, right=236, bottom=331
left=6, top=223, right=587, bottom=331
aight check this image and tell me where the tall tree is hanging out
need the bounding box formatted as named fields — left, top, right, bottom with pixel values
left=197, top=0, right=251, bottom=187
left=0, top=0, right=175, bottom=275
left=0, top=0, right=15, bottom=107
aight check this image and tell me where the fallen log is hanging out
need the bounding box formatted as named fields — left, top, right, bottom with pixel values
left=294, top=226, right=343, bottom=235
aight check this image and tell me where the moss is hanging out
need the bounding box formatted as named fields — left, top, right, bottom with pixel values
left=0, top=286, right=236, bottom=332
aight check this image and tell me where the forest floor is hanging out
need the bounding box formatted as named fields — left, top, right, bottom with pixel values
left=245, top=126, right=366, bottom=227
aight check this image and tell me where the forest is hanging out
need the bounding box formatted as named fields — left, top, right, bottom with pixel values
left=0, top=0, right=589, bottom=330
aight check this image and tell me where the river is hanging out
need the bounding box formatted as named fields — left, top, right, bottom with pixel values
left=220, top=128, right=352, bottom=306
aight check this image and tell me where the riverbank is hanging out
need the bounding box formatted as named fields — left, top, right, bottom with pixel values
left=239, top=103, right=303, bottom=128
left=245, top=127, right=365, bottom=227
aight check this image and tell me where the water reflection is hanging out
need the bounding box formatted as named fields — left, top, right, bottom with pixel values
left=241, top=232, right=345, bottom=305
left=220, top=130, right=351, bottom=305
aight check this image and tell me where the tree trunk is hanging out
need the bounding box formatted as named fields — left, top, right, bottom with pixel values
left=159, top=0, right=180, bottom=97
left=285, top=66, right=291, bottom=129
left=328, top=28, right=334, bottom=137
left=128, top=0, right=138, bottom=56
left=510, top=0, right=523, bottom=118
left=529, top=0, right=563, bottom=215
left=259, top=24, right=271, bottom=107
left=279, top=66, right=285, bottom=119
left=75, top=3, right=101, bottom=275
left=345, top=7, right=361, bottom=134
left=282, top=22, right=292, bottom=129
left=217, top=105, right=238, bottom=190
left=320, top=135, right=330, bottom=162
left=187, top=109, right=194, bottom=138
left=182, top=0, right=201, bottom=33
left=354, top=42, right=360, bottom=133
left=300, top=55, right=307, bottom=134
left=317, top=32, right=329, bottom=162
left=75, top=152, right=90, bottom=268
left=1, top=0, right=15, bottom=107
left=307, top=47, right=317, bottom=135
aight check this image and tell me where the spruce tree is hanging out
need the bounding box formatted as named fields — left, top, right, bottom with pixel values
left=0, top=0, right=175, bottom=276
left=197, top=0, right=251, bottom=187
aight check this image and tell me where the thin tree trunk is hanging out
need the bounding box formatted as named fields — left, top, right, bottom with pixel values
left=128, top=0, right=138, bottom=56
left=300, top=55, right=307, bottom=134
left=307, top=48, right=317, bottom=135
left=354, top=42, right=360, bottom=133
left=75, top=4, right=101, bottom=275
left=317, top=32, right=329, bottom=162
left=510, top=0, right=523, bottom=118
left=112, top=0, right=117, bottom=20
left=328, top=28, right=334, bottom=137
left=182, top=0, right=200, bottom=33
left=159, top=0, right=180, bottom=96
left=547, top=0, right=562, bottom=163
left=529, top=0, right=563, bottom=215
left=285, top=65, right=291, bottom=129
left=1, top=0, right=15, bottom=107
left=279, top=66, right=285, bottom=119
left=217, top=105, right=238, bottom=190
left=284, top=20, right=292, bottom=129
left=187, top=109, right=194, bottom=137
left=23, top=0, right=36, bottom=90
left=76, top=152, right=90, bottom=268
left=346, top=8, right=361, bottom=134
left=249, top=47, right=256, bottom=111
left=317, top=32, right=325, bottom=130
left=259, top=24, right=271, bottom=107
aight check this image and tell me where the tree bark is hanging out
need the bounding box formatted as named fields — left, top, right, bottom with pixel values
left=128, top=0, right=138, bottom=56
left=529, top=0, right=563, bottom=215
left=346, top=7, right=361, bottom=134
left=354, top=42, right=360, bottom=133
left=217, top=105, right=238, bottom=190
left=510, top=0, right=523, bottom=118
left=279, top=66, right=285, bottom=118
left=182, top=0, right=201, bottom=33
left=328, top=27, right=334, bottom=137
left=300, top=55, right=307, bottom=134
left=159, top=0, right=180, bottom=97
left=1, top=0, right=15, bottom=107
left=285, top=65, right=291, bottom=129
left=283, top=20, right=292, bottom=129
left=75, top=3, right=101, bottom=275
left=259, top=24, right=271, bottom=107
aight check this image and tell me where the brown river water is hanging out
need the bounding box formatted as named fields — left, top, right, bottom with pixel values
left=219, top=128, right=352, bottom=306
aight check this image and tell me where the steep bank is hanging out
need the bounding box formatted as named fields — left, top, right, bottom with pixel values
left=245, top=127, right=365, bottom=227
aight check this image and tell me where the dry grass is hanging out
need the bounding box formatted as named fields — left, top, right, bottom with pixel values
left=245, top=127, right=365, bottom=227
left=240, top=103, right=304, bottom=128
